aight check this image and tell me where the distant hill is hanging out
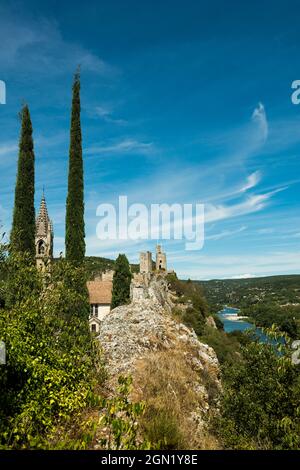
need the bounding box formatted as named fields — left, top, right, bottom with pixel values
left=76, top=256, right=139, bottom=280
left=194, top=274, right=300, bottom=312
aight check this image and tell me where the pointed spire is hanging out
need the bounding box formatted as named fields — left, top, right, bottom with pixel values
left=36, top=192, right=53, bottom=236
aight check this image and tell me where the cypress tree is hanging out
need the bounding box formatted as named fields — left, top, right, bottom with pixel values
left=10, top=105, right=35, bottom=258
left=111, top=254, right=132, bottom=309
left=65, top=70, right=85, bottom=263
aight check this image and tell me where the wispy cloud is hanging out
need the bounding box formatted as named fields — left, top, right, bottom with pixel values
left=93, top=105, right=127, bottom=125
left=239, top=170, right=261, bottom=193
left=252, top=102, right=268, bottom=142
left=205, top=187, right=286, bottom=224
left=206, top=225, right=247, bottom=240
left=85, top=139, right=155, bottom=156
left=0, top=7, right=115, bottom=77
left=0, top=143, right=18, bottom=159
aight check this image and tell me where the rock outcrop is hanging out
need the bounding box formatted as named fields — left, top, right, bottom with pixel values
left=98, top=274, right=221, bottom=448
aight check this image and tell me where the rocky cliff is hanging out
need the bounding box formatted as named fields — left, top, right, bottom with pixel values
left=98, top=274, right=221, bottom=449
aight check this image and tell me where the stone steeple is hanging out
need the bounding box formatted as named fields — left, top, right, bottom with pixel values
left=35, top=192, right=53, bottom=270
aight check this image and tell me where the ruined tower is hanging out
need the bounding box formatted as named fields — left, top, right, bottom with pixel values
left=156, top=245, right=167, bottom=271
left=140, top=251, right=152, bottom=273
left=35, top=193, right=53, bottom=270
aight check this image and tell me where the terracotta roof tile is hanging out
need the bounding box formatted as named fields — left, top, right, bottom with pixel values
left=87, top=280, right=112, bottom=304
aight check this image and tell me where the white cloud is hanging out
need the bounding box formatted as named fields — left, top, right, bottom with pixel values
left=252, top=102, right=268, bottom=141
left=239, top=170, right=261, bottom=192
left=229, top=273, right=256, bottom=279
left=205, top=188, right=286, bottom=224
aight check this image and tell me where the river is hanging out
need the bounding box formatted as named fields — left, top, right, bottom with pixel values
left=217, top=306, right=273, bottom=343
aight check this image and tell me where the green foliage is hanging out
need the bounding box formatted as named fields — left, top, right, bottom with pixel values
left=199, top=275, right=300, bottom=311
left=83, top=256, right=115, bottom=280
left=216, top=326, right=300, bottom=449
left=3, top=251, right=42, bottom=308
left=142, top=409, right=183, bottom=450
left=10, top=105, right=35, bottom=259
left=0, top=253, right=103, bottom=448
left=200, top=325, right=243, bottom=366
left=111, top=254, right=132, bottom=309
left=99, top=376, right=150, bottom=450
left=65, top=70, right=85, bottom=264
left=167, top=273, right=208, bottom=336
left=245, top=302, right=300, bottom=339
left=212, top=314, right=224, bottom=330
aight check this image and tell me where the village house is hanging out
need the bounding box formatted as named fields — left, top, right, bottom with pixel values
left=87, top=278, right=113, bottom=333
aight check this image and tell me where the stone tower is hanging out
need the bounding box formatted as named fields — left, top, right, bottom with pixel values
left=156, top=244, right=167, bottom=271
left=35, top=193, right=53, bottom=270
left=140, top=251, right=152, bottom=273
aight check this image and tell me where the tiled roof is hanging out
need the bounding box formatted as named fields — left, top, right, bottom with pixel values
left=87, top=280, right=112, bottom=304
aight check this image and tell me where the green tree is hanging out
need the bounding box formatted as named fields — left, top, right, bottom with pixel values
left=111, top=254, right=132, bottom=309
left=65, top=70, right=85, bottom=264
left=10, top=105, right=35, bottom=259
left=217, top=327, right=300, bottom=449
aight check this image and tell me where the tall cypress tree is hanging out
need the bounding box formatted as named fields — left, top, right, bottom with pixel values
left=10, top=105, right=35, bottom=258
left=65, top=70, right=85, bottom=263
left=111, top=254, right=132, bottom=309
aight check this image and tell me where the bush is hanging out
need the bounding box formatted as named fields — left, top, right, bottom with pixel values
left=0, top=254, right=103, bottom=448
left=216, top=327, right=300, bottom=449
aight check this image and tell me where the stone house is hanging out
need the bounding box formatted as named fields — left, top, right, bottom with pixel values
left=87, top=279, right=113, bottom=333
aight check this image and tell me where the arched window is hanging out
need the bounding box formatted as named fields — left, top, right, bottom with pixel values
left=38, top=240, right=45, bottom=255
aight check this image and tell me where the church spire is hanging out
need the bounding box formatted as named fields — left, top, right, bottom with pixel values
left=36, top=193, right=52, bottom=237
left=35, top=192, right=53, bottom=270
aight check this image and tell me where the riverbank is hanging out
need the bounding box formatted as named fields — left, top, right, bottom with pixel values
left=222, top=314, right=249, bottom=321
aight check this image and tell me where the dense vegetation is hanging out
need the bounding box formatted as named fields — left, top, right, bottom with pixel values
left=218, top=327, right=300, bottom=449
left=0, top=248, right=102, bottom=448
left=83, top=256, right=115, bottom=279
left=199, top=275, right=300, bottom=311
left=244, top=302, right=300, bottom=339
left=167, top=274, right=209, bottom=337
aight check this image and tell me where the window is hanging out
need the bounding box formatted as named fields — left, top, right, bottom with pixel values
left=90, top=304, right=99, bottom=316
left=91, top=324, right=96, bottom=332
left=38, top=240, right=45, bottom=255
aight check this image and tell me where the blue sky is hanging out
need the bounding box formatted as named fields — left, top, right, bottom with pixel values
left=0, top=0, right=300, bottom=279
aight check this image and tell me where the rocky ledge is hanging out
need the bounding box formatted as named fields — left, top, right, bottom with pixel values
left=98, top=276, right=221, bottom=430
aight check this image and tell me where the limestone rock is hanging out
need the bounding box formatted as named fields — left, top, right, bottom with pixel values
left=97, top=275, right=221, bottom=446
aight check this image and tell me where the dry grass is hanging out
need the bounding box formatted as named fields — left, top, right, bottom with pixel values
left=132, top=349, right=221, bottom=450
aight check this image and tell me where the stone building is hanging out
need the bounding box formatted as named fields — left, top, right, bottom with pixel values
left=140, top=251, right=152, bottom=273
left=35, top=193, right=53, bottom=270
left=156, top=244, right=167, bottom=271
left=88, top=279, right=113, bottom=333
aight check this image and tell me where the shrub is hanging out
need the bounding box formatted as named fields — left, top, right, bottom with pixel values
left=216, top=327, right=300, bottom=449
left=0, top=254, right=103, bottom=448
